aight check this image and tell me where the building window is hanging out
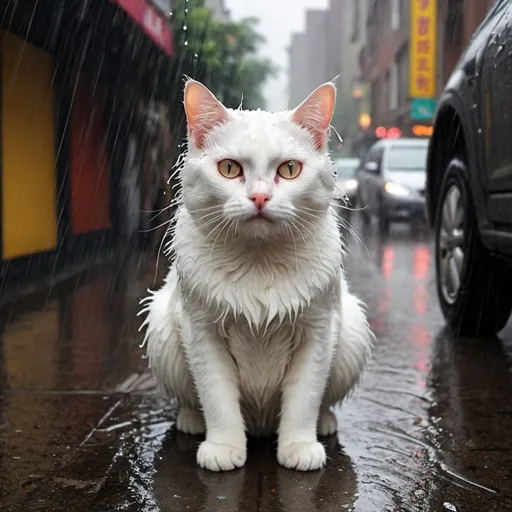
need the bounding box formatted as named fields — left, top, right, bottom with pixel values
left=391, top=0, right=400, bottom=31
left=397, top=43, right=409, bottom=107
left=389, top=62, right=398, bottom=111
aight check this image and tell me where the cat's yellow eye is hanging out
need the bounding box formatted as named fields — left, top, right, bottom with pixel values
left=218, top=159, right=243, bottom=179
left=277, top=160, right=302, bottom=180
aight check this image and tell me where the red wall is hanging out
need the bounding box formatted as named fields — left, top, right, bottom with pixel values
left=69, top=75, right=111, bottom=235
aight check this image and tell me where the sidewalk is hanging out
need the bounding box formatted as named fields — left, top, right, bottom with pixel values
left=0, top=257, right=357, bottom=512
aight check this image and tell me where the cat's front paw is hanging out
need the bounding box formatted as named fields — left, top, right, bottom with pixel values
left=197, top=441, right=246, bottom=471
left=177, top=408, right=205, bottom=435
left=277, top=441, right=326, bottom=471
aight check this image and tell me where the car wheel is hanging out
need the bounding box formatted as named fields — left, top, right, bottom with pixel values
left=435, top=158, right=512, bottom=337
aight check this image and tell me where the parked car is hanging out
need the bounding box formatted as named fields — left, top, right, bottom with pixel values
left=356, top=138, right=428, bottom=232
left=426, top=0, right=512, bottom=337
left=333, top=157, right=359, bottom=221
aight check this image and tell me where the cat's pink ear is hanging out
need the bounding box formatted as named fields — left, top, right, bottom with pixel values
left=184, top=79, right=229, bottom=148
left=292, top=83, right=336, bottom=150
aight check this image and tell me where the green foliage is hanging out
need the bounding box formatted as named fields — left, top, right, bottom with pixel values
left=170, top=0, right=275, bottom=110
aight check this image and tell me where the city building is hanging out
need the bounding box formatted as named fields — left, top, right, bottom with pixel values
left=288, top=8, right=335, bottom=108
left=359, top=0, right=412, bottom=139
left=359, top=0, right=495, bottom=145
left=287, top=33, right=310, bottom=108
left=332, top=0, right=370, bottom=156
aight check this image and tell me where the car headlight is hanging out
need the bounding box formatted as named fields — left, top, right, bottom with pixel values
left=384, top=182, right=411, bottom=197
left=344, top=179, right=358, bottom=192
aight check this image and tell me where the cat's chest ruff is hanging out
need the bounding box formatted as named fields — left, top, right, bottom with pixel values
left=176, top=240, right=340, bottom=327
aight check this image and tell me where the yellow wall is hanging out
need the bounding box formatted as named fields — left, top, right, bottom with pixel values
left=1, top=31, right=58, bottom=260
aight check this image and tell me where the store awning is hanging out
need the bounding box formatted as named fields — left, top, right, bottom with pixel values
left=113, top=0, right=174, bottom=57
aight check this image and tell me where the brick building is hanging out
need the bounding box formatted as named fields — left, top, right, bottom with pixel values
left=359, top=0, right=495, bottom=140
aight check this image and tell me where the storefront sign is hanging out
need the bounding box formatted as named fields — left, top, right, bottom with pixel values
left=114, top=0, right=174, bottom=56
left=411, top=97, right=437, bottom=120
left=412, top=124, right=433, bottom=137
left=409, top=0, right=437, bottom=98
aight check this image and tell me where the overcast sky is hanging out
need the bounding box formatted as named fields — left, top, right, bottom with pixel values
left=224, top=0, right=328, bottom=111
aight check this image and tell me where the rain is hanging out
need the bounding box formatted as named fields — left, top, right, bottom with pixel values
left=1, top=0, right=512, bottom=511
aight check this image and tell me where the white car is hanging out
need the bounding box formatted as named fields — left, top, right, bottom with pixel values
left=357, top=138, right=428, bottom=232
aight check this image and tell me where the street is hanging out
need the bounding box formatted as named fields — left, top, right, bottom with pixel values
left=1, top=220, right=512, bottom=512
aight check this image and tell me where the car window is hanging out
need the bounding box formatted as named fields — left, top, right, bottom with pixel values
left=385, top=145, right=428, bottom=171
left=365, top=146, right=378, bottom=164
left=335, top=160, right=359, bottom=178
left=374, top=148, right=383, bottom=167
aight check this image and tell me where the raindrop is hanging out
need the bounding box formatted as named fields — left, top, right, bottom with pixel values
left=183, top=25, right=187, bottom=31
left=497, top=44, right=504, bottom=55
left=442, top=503, right=457, bottom=512
left=184, top=41, right=188, bottom=46
left=194, top=53, right=199, bottom=58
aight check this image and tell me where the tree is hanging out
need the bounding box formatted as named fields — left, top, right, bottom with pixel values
left=170, top=0, right=275, bottom=110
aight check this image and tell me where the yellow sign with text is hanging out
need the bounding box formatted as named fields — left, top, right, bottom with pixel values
left=409, top=0, right=437, bottom=98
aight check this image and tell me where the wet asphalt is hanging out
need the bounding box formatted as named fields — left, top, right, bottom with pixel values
left=1, top=218, right=512, bottom=512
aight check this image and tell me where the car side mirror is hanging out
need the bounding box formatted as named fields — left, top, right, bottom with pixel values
left=365, top=161, right=379, bottom=173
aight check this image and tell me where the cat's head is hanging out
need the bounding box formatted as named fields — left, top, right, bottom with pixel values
left=181, top=79, right=337, bottom=242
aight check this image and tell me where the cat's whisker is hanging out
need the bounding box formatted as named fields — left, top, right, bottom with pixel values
left=170, top=211, right=225, bottom=233
left=187, top=204, right=225, bottom=215
left=153, top=223, right=171, bottom=286
left=222, top=219, right=237, bottom=263
left=210, top=217, right=234, bottom=260
left=291, top=214, right=345, bottom=260
left=204, top=216, right=230, bottom=246
left=296, top=206, right=368, bottom=257
left=168, top=214, right=225, bottom=253
left=139, top=218, right=173, bottom=233
left=287, top=218, right=314, bottom=270
left=282, top=220, right=299, bottom=272
left=291, top=217, right=327, bottom=259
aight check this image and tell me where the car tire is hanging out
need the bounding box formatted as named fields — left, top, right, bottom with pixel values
left=434, top=158, right=512, bottom=337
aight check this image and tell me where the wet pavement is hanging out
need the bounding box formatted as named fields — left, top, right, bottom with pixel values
left=1, top=219, right=512, bottom=511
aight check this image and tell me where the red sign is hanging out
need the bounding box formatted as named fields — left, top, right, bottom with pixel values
left=113, top=0, right=174, bottom=56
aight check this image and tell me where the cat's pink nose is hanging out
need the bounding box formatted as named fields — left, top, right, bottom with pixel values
left=249, top=193, right=270, bottom=210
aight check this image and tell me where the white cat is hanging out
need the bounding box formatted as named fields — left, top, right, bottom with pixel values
left=139, top=79, right=374, bottom=472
